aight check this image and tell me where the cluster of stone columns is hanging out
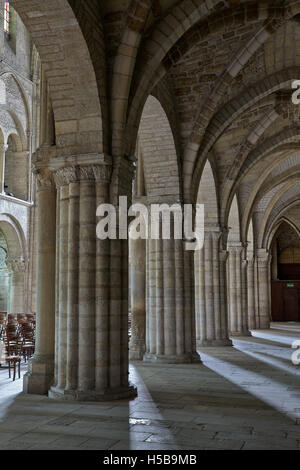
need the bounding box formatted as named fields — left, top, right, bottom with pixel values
left=25, top=151, right=137, bottom=400
left=194, top=228, right=231, bottom=346
left=24, top=149, right=273, bottom=398
left=49, top=161, right=135, bottom=400
left=143, top=212, right=199, bottom=363
left=227, top=243, right=250, bottom=336
left=257, top=249, right=271, bottom=329
left=129, top=227, right=272, bottom=359
left=247, top=256, right=257, bottom=330
left=129, top=236, right=146, bottom=360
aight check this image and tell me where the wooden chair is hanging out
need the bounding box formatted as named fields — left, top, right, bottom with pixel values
left=17, top=314, right=26, bottom=325
left=2, top=326, right=22, bottom=381
left=20, top=322, right=35, bottom=362
left=26, top=314, right=36, bottom=327
left=7, top=314, right=18, bottom=325
left=6, top=356, right=21, bottom=381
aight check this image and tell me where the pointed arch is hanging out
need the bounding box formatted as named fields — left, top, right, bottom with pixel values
left=227, top=195, right=241, bottom=246
left=137, top=95, right=181, bottom=200
left=197, top=159, right=219, bottom=227
left=10, top=0, right=104, bottom=156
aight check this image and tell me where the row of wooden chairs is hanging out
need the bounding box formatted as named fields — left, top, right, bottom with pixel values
left=0, top=320, right=35, bottom=380
left=0, top=313, right=36, bottom=326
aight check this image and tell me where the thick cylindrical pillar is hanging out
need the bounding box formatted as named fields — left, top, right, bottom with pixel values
left=257, top=249, right=271, bottom=329
left=144, top=208, right=200, bottom=363
left=24, top=168, right=56, bottom=395
left=129, top=236, right=146, bottom=360
left=247, top=257, right=256, bottom=330
left=227, top=244, right=250, bottom=336
left=195, top=230, right=231, bottom=346
left=7, top=259, right=26, bottom=315
left=49, top=160, right=136, bottom=401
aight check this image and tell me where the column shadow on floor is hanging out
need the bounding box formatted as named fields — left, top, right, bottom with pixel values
left=0, top=338, right=299, bottom=450
left=199, top=334, right=300, bottom=422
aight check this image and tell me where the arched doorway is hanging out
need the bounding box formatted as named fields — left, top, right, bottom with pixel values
left=270, top=221, right=300, bottom=322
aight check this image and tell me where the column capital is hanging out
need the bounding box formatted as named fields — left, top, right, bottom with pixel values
left=247, top=257, right=255, bottom=267
left=35, top=167, right=55, bottom=190
left=6, top=257, right=27, bottom=273
left=32, top=145, right=57, bottom=190
left=256, top=248, right=270, bottom=267
left=0, top=144, right=8, bottom=153
left=204, top=226, right=223, bottom=242
left=53, top=163, right=112, bottom=188
left=227, top=242, right=244, bottom=254
left=48, top=152, right=112, bottom=171
left=47, top=152, right=112, bottom=188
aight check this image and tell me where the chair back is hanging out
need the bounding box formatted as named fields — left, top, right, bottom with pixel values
left=5, top=326, right=21, bottom=356
left=7, top=314, right=18, bottom=325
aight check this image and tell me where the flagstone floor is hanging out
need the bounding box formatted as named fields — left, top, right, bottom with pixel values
left=0, top=324, right=300, bottom=450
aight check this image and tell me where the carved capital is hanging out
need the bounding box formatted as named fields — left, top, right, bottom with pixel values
left=93, top=164, right=112, bottom=182
left=257, top=249, right=270, bottom=268
left=54, top=166, right=77, bottom=187
left=6, top=258, right=27, bottom=273
left=36, top=168, right=55, bottom=190
left=0, top=144, right=8, bottom=154
left=54, top=164, right=112, bottom=187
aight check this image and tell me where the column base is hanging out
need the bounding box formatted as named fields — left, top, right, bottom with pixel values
left=48, top=383, right=137, bottom=402
left=197, top=338, right=232, bottom=347
left=229, top=330, right=252, bottom=337
left=257, top=319, right=271, bottom=329
left=143, top=351, right=201, bottom=364
left=129, top=341, right=145, bottom=361
left=23, top=355, right=54, bottom=396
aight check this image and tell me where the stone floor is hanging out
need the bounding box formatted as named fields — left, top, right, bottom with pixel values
left=0, top=324, right=300, bottom=450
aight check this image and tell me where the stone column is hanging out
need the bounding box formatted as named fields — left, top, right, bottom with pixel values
left=195, top=230, right=231, bottom=346
left=144, top=207, right=200, bottom=363
left=227, top=243, right=250, bottom=336
left=129, top=236, right=146, bottom=360
left=0, top=145, right=7, bottom=193
left=24, top=167, right=56, bottom=395
left=257, top=248, right=271, bottom=329
left=247, top=257, right=256, bottom=330
left=7, top=259, right=26, bottom=314
left=49, top=158, right=136, bottom=401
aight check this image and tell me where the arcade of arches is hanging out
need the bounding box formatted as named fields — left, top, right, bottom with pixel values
left=0, top=0, right=300, bottom=450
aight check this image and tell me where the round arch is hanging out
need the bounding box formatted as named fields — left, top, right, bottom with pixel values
left=0, top=216, right=26, bottom=260
left=10, top=0, right=104, bottom=156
